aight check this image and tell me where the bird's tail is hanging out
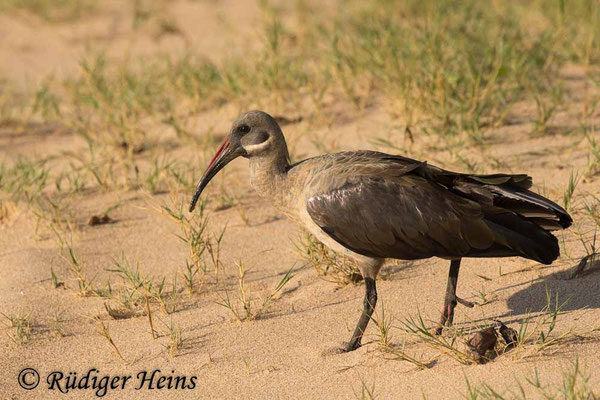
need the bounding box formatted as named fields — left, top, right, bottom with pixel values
left=486, top=185, right=573, bottom=231
left=456, top=180, right=572, bottom=264
left=484, top=213, right=560, bottom=264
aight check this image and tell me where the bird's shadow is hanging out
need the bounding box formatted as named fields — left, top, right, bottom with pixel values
left=505, top=255, right=600, bottom=316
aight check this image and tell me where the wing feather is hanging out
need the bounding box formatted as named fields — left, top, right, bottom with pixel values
left=306, top=174, right=495, bottom=260
left=298, top=150, right=569, bottom=264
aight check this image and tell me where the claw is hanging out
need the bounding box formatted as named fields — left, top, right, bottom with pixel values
left=457, top=297, right=475, bottom=308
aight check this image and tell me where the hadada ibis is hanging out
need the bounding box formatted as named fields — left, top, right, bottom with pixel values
left=189, top=110, right=572, bottom=352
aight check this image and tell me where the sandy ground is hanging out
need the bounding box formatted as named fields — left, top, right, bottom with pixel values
left=1, top=1, right=600, bottom=399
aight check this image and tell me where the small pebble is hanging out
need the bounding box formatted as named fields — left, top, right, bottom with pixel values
left=87, top=214, right=113, bottom=226
left=498, top=321, right=519, bottom=350
left=466, top=326, right=497, bottom=363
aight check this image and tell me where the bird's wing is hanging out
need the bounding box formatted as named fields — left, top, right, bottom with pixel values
left=415, top=163, right=572, bottom=230
left=306, top=173, right=495, bottom=260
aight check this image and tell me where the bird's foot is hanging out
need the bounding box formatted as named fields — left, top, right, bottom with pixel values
left=344, top=339, right=361, bottom=352
left=434, top=311, right=452, bottom=335
left=434, top=296, right=474, bottom=335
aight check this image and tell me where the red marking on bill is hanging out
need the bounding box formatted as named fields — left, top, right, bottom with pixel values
left=206, top=137, right=230, bottom=170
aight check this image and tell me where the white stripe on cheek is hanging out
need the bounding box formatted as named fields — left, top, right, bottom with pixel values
left=243, top=139, right=271, bottom=154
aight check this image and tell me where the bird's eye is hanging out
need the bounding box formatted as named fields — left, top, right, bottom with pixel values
left=239, top=125, right=250, bottom=134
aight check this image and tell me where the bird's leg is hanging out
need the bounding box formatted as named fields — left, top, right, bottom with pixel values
left=435, top=259, right=474, bottom=335
left=346, top=277, right=377, bottom=352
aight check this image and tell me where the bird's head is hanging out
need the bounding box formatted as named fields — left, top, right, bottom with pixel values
left=189, top=110, right=288, bottom=212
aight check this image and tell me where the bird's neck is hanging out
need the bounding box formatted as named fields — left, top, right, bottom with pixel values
left=248, top=151, right=290, bottom=204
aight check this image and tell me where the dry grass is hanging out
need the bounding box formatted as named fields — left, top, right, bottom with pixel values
left=400, top=312, right=479, bottom=365
left=154, top=316, right=188, bottom=359
left=217, top=261, right=294, bottom=322
left=371, top=303, right=432, bottom=370
left=354, top=376, right=377, bottom=400
left=106, top=255, right=174, bottom=316
left=52, top=227, right=96, bottom=296
left=365, top=286, right=600, bottom=371
left=95, top=317, right=126, bottom=362
left=1, top=310, right=33, bottom=345
left=464, top=359, right=596, bottom=399
left=159, top=197, right=227, bottom=283
left=0, top=157, right=49, bottom=204
left=4, top=1, right=598, bottom=152
left=505, top=289, right=600, bottom=360
left=295, top=232, right=362, bottom=287
left=583, top=126, right=600, bottom=178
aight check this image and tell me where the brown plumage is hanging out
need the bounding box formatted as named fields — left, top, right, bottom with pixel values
left=189, top=110, right=572, bottom=352
left=302, top=151, right=569, bottom=265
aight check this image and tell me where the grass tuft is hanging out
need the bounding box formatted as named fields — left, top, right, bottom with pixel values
left=217, top=261, right=294, bottom=322
left=295, top=232, right=362, bottom=287
left=401, top=311, right=477, bottom=365
left=1, top=310, right=33, bottom=345
left=95, top=317, right=125, bottom=362
left=464, top=358, right=596, bottom=399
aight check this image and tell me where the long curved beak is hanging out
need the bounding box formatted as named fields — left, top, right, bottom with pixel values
left=189, top=137, right=244, bottom=212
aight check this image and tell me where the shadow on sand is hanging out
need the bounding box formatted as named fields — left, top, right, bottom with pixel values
left=505, top=255, right=600, bottom=317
